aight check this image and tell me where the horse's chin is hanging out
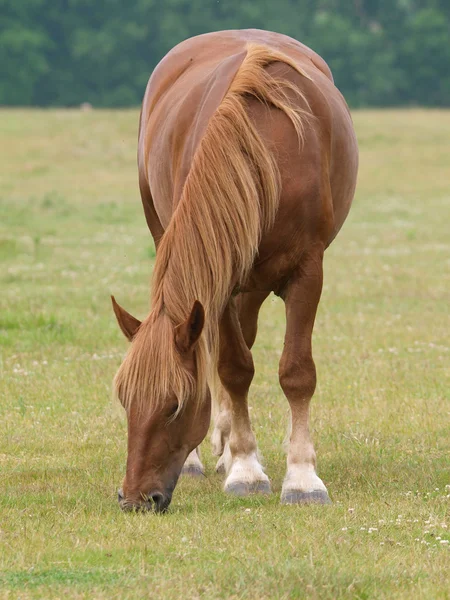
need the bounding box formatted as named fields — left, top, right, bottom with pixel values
left=118, top=488, right=171, bottom=514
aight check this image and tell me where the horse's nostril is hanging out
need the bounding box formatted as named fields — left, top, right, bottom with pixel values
left=150, top=491, right=165, bottom=509
left=117, top=489, right=168, bottom=512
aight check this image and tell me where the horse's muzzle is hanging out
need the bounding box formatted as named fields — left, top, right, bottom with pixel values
left=118, top=488, right=171, bottom=513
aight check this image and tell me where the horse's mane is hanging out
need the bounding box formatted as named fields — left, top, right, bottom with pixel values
left=114, top=43, right=311, bottom=414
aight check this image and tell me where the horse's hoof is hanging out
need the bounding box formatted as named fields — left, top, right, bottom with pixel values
left=216, top=463, right=226, bottom=475
left=225, top=480, right=272, bottom=497
left=215, top=455, right=226, bottom=474
left=181, top=465, right=206, bottom=478
left=281, top=489, right=332, bottom=505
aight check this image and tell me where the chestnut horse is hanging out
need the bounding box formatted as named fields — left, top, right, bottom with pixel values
left=112, top=29, right=358, bottom=512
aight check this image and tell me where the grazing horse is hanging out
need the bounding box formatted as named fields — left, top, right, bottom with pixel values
left=112, top=29, right=358, bottom=512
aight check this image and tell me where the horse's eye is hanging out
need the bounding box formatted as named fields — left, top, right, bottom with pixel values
left=167, top=402, right=179, bottom=418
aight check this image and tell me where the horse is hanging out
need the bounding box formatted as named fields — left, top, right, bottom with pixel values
left=112, top=29, right=358, bottom=512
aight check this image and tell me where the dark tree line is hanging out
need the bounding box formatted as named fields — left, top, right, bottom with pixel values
left=1, top=0, right=449, bottom=107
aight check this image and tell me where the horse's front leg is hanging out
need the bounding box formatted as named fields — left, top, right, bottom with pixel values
left=212, top=291, right=269, bottom=473
left=279, top=249, right=331, bottom=504
left=217, top=297, right=271, bottom=496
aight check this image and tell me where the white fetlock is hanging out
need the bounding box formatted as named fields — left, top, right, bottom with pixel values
left=211, top=425, right=225, bottom=457
left=211, top=410, right=230, bottom=456
left=224, top=452, right=271, bottom=495
left=215, top=441, right=232, bottom=474
left=281, top=463, right=330, bottom=504
left=282, top=463, right=327, bottom=493
left=181, top=449, right=205, bottom=477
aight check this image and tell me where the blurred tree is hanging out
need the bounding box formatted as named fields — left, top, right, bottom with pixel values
left=399, top=8, right=450, bottom=105
left=0, top=0, right=49, bottom=104
left=0, top=0, right=449, bottom=107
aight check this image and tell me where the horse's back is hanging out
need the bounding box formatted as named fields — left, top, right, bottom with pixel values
left=139, top=30, right=358, bottom=281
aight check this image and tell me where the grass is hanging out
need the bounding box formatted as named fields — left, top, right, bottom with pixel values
left=0, top=108, right=449, bottom=599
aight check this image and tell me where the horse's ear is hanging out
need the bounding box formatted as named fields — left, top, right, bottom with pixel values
left=174, top=300, right=205, bottom=354
left=111, top=296, right=141, bottom=341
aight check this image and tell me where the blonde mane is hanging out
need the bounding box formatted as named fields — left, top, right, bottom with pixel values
left=114, top=43, right=311, bottom=414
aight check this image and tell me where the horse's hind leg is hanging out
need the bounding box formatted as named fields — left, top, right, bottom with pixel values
left=279, top=247, right=331, bottom=505
left=181, top=448, right=205, bottom=477
left=218, top=296, right=271, bottom=495
left=212, top=291, right=269, bottom=473
left=211, top=386, right=232, bottom=472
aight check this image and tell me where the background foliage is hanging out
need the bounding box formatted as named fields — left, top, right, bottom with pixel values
left=1, top=0, right=450, bottom=107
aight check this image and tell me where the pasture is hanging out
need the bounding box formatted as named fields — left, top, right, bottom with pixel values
left=0, top=108, right=449, bottom=599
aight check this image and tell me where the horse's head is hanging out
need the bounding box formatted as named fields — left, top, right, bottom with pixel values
left=111, top=296, right=211, bottom=513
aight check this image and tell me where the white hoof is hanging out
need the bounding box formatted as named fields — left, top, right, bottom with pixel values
left=224, top=453, right=271, bottom=496
left=181, top=449, right=205, bottom=477
left=281, top=464, right=330, bottom=504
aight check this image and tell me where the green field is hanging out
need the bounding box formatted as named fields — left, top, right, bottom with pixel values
left=0, top=108, right=449, bottom=599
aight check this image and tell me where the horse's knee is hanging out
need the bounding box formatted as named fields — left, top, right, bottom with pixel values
left=218, top=354, right=254, bottom=397
left=279, top=355, right=316, bottom=401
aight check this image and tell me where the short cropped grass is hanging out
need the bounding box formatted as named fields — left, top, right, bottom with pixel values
left=0, top=108, right=449, bottom=599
